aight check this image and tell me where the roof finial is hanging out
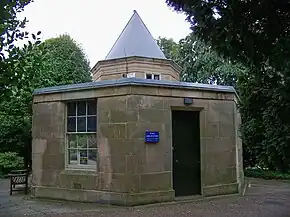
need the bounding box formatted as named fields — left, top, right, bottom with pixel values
left=133, top=10, right=137, bottom=14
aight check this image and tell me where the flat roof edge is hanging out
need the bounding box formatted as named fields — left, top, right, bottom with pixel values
left=33, top=78, right=237, bottom=96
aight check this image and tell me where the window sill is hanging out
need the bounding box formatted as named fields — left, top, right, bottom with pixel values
left=61, top=167, right=97, bottom=176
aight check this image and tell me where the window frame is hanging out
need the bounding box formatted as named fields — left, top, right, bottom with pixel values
left=145, top=73, right=161, bottom=80
left=65, top=99, right=98, bottom=170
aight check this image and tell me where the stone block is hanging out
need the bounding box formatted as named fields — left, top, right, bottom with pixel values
left=141, top=145, right=164, bottom=173
left=98, top=138, right=134, bottom=157
left=33, top=186, right=99, bottom=202
left=32, top=139, right=47, bottom=154
left=110, top=155, right=127, bottom=173
left=202, top=182, right=238, bottom=197
left=99, top=123, right=127, bottom=139
left=62, top=90, right=96, bottom=100
left=98, top=96, right=127, bottom=110
left=203, top=166, right=237, bottom=186
left=98, top=108, right=110, bottom=123
left=204, top=150, right=236, bottom=169
left=203, top=137, right=235, bottom=153
left=44, top=138, right=65, bottom=155
left=110, top=109, right=138, bottom=123
left=219, top=123, right=235, bottom=137
left=138, top=109, right=169, bottom=123
left=58, top=172, right=97, bottom=190
left=158, top=88, right=172, bottom=96
left=204, top=122, right=219, bottom=138
left=127, top=95, right=163, bottom=110
left=126, top=155, right=142, bottom=174
left=32, top=102, right=65, bottom=139
left=139, top=172, right=172, bottom=191
left=34, top=93, right=62, bottom=103
left=32, top=153, right=43, bottom=171
left=126, top=190, right=175, bottom=205
left=40, top=169, right=59, bottom=187
left=42, top=153, right=65, bottom=170
left=99, top=173, right=139, bottom=192
left=131, top=86, right=159, bottom=95
left=171, top=89, right=203, bottom=98
left=163, top=152, right=172, bottom=172
left=32, top=169, right=42, bottom=186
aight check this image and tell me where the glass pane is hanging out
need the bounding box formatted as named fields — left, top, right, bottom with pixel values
left=77, top=101, right=86, bottom=116
left=88, top=149, right=97, bottom=165
left=87, top=116, right=97, bottom=132
left=67, top=117, right=76, bottom=132
left=77, top=117, right=86, bottom=132
left=77, top=135, right=87, bottom=148
left=68, top=149, right=77, bottom=164
left=146, top=74, right=152, bottom=79
left=154, top=74, right=160, bottom=80
left=88, top=135, right=97, bottom=148
left=68, top=135, right=77, bottom=148
left=79, top=150, right=88, bottom=165
left=67, top=102, right=76, bottom=116
left=87, top=101, right=96, bottom=115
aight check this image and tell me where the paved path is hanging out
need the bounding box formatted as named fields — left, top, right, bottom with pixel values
left=0, top=178, right=290, bottom=217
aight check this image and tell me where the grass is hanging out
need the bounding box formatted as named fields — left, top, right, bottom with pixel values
left=245, top=168, right=290, bottom=180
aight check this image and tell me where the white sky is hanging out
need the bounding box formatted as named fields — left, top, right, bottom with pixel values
left=18, top=0, right=191, bottom=67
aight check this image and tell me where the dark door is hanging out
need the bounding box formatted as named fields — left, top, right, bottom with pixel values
left=172, top=110, right=201, bottom=197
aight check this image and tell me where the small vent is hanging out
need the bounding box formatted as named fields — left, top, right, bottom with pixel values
left=73, top=183, right=82, bottom=189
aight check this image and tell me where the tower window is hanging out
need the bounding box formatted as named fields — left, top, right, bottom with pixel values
left=146, top=73, right=152, bottom=79
left=145, top=73, right=160, bottom=80
left=154, top=74, right=160, bottom=80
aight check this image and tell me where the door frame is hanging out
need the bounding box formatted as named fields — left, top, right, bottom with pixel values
left=170, top=106, right=205, bottom=197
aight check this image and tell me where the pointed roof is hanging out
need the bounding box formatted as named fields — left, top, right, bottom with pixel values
left=105, top=10, right=166, bottom=60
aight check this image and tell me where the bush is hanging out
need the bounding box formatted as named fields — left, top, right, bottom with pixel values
left=0, top=152, right=24, bottom=175
left=245, top=167, right=290, bottom=180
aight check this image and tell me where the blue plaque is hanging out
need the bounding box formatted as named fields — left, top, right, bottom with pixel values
left=145, top=131, right=159, bottom=143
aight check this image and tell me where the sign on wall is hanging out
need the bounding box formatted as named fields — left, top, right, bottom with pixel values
left=127, top=72, right=136, bottom=78
left=145, top=131, right=160, bottom=143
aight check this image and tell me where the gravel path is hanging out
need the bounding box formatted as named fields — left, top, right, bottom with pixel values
left=0, top=178, right=290, bottom=217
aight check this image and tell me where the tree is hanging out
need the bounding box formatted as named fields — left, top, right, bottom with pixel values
left=39, top=34, right=92, bottom=87
left=166, top=0, right=290, bottom=172
left=0, top=0, right=41, bottom=99
left=156, top=37, right=180, bottom=61
left=157, top=33, right=245, bottom=88
left=166, top=0, right=290, bottom=71
left=0, top=34, right=92, bottom=166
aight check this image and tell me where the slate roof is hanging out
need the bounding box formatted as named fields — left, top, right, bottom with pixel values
left=33, top=77, right=236, bottom=95
left=105, top=10, right=167, bottom=60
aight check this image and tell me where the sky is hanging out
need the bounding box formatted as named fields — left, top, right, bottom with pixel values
left=18, top=0, right=191, bottom=67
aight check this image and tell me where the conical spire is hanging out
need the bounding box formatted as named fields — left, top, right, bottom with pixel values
left=105, top=10, right=166, bottom=60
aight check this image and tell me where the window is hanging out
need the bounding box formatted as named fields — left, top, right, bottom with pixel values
left=145, top=73, right=160, bottom=80
left=153, top=74, right=160, bottom=80
left=66, top=100, right=97, bottom=169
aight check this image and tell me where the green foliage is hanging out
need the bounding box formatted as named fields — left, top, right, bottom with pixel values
left=156, top=37, right=179, bottom=61
left=0, top=152, right=24, bottom=175
left=166, top=0, right=290, bottom=70
left=0, top=34, right=92, bottom=163
left=0, top=0, right=41, bottom=99
left=39, top=34, right=92, bottom=87
left=245, top=168, right=290, bottom=180
left=157, top=34, right=245, bottom=88
left=166, top=0, right=290, bottom=172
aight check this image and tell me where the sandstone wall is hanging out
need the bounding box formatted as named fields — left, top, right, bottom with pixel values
left=32, top=85, right=242, bottom=204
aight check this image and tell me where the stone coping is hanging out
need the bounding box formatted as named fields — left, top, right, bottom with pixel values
left=33, top=78, right=237, bottom=96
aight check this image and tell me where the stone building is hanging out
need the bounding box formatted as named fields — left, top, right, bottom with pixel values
left=31, top=10, right=244, bottom=205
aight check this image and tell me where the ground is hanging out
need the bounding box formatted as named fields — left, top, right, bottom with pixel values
left=0, top=178, right=290, bottom=217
